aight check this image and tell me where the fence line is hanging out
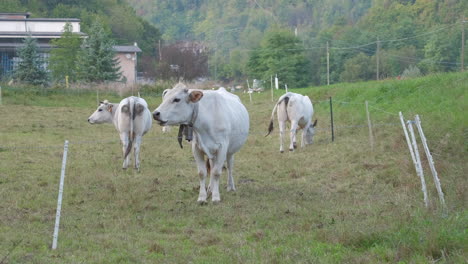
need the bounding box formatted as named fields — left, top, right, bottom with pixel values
left=0, top=121, right=402, bottom=152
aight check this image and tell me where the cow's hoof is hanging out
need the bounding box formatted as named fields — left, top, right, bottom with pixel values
left=280, top=150, right=284, bottom=153
left=227, top=186, right=236, bottom=192
left=212, top=198, right=221, bottom=204
left=293, top=143, right=297, bottom=149
left=197, top=198, right=207, bottom=205
left=289, top=148, right=294, bottom=152
left=122, top=167, right=128, bottom=170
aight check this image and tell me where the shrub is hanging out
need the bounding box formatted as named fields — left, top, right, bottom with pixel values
left=401, top=65, right=422, bottom=79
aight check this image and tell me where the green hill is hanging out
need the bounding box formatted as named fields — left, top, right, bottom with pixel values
left=127, top=0, right=467, bottom=84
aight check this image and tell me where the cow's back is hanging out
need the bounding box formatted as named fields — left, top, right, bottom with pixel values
left=196, top=89, right=249, bottom=155
left=286, top=93, right=313, bottom=127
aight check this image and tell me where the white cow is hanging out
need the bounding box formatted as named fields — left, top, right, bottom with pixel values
left=153, top=83, right=249, bottom=203
left=88, top=96, right=152, bottom=171
left=266, top=92, right=317, bottom=152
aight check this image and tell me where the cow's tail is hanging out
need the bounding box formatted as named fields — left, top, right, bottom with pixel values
left=124, top=98, right=135, bottom=159
left=265, top=95, right=289, bottom=137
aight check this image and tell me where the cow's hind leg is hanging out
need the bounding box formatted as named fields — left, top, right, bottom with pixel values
left=133, top=135, right=143, bottom=172
left=226, top=154, right=235, bottom=192
left=289, top=121, right=298, bottom=151
left=193, top=145, right=208, bottom=204
left=120, top=133, right=130, bottom=169
left=279, top=121, right=286, bottom=153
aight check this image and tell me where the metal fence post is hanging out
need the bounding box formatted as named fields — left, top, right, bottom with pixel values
left=415, top=115, right=447, bottom=214
left=407, top=120, right=429, bottom=208
left=52, top=140, right=69, bottom=250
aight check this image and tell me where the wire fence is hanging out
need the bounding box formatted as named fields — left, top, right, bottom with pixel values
left=1, top=96, right=450, bottom=253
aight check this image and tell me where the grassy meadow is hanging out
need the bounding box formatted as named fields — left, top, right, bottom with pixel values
left=0, top=73, right=466, bottom=263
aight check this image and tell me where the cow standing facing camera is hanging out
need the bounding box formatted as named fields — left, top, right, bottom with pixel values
left=88, top=96, right=152, bottom=172
left=153, top=83, right=249, bottom=203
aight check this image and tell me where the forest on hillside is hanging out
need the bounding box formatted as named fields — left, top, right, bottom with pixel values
left=1, top=0, right=467, bottom=86
left=128, top=0, right=467, bottom=86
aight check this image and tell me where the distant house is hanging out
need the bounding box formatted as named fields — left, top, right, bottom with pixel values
left=0, top=12, right=141, bottom=85
left=114, top=43, right=141, bottom=84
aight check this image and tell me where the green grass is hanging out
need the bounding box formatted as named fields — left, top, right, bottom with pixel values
left=0, top=72, right=466, bottom=263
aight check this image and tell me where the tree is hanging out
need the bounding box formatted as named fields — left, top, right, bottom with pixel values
left=49, top=22, right=82, bottom=82
left=247, top=28, right=311, bottom=88
left=340, top=53, right=373, bottom=82
left=76, top=21, right=121, bottom=83
left=14, top=36, right=49, bottom=86
left=157, top=42, right=208, bottom=81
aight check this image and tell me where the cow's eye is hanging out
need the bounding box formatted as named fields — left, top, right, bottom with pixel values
left=98, top=109, right=103, bottom=112
left=173, top=98, right=180, bottom=103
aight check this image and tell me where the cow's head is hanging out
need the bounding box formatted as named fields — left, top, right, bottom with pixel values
left=152, top=83, right=204, bottom=126
left=88, top=100, right=114, bottom=124
left=305, top=119, right=317, bottom=144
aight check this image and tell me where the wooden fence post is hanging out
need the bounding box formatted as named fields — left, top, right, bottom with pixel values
left=365, top=101, right=374, bottom=151
left=270, top=75, right=274, bottom=102
left=415, top=115, right=447, bottom=214
left=329, top=97, right=334, bottom=142
left=246, top=79, right=252, bottom=103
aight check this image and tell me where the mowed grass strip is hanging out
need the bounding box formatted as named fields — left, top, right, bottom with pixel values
left=0, top=73, right=466, bottom=263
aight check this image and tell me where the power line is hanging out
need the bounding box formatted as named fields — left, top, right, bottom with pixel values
left=234, top=22, right=461, bottom=54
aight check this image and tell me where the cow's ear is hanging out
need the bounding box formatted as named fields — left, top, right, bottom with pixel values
left=162, top=89, right=170, bottom=98
left=189, top=90, right=203, bottom=103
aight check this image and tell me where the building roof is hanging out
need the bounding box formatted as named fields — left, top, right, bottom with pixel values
left=113, top=45, right=142, bottom=53
left=0, top=12, right=31, bottom=18
left=0, top=43, right=142, bottom=53
left=0, top=18, right=80, bottom=22
left=0, top=32, right=87, bottom=38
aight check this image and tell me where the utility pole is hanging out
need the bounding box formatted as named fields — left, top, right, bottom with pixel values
left=158, top=40, right=162, bottom=61
left=214, top=28, right=240, bottom=82
left=326, top=41, right=330, bottom=85
left=462, top=18, right=466, bottom=72
left=376, top=37, right=380, bottom=81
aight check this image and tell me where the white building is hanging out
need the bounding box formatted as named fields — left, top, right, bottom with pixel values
left=0, top=12, right=141, bottom=84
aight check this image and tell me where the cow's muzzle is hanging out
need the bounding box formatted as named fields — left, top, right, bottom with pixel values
left=152, top=111, right=161, bottom=120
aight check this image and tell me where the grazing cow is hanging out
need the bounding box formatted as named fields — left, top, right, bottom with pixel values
left=88, top=96, right=152, bottom=171
left=266, top=92, right=317, bottom=153
left=153, top=83, right=249, bottom=203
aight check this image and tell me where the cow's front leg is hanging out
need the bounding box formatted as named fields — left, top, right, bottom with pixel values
left=289, top=121, right=298, bottom=151
left=301, top=123, right=310, bottom=148
left=279, top=121, right=286, bottom=153
left=193, top=145, right=207, bottom=204
left=211, top=151, right=227, bottom=202
left=133, top=135, right=143, bottom=172
left=120, top=133, right=130, bottom=169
